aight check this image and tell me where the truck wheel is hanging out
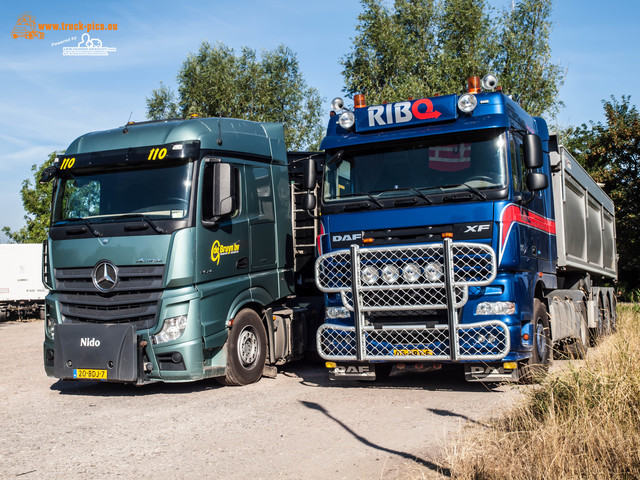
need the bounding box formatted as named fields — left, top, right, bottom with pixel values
left=218, top=309, right=267, bottom=386
left=521, top=299, right=551, bottom=383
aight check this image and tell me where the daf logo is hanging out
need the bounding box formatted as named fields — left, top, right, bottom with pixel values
left=92, top=260, right=118, bottom=292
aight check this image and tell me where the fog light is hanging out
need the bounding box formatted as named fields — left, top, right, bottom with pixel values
left=153, top=315, right=187, bottom=345
left=326, top=361, right=337, bottom=369
left=381, top=265, right=400, bottom=284
left=503, top=361, right=517, bottom=370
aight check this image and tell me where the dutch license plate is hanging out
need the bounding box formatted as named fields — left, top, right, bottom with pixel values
left=393, top=348, right=434, bottom=356
left=73, top=369, right=107, bottom=380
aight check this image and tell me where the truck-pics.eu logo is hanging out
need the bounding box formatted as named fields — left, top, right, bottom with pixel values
left=11, top=12, right=44, bottom=39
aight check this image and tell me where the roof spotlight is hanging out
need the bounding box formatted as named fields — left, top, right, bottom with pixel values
left=481, top=74, right=498, bottom=91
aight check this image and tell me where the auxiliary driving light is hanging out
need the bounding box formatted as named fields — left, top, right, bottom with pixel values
left=381, top=265, right=400, bottom=284
left=361, top=265, right=379, bottom=285
left=339, top=110, right=355, bottom=130
left=402, top=263, right=421, bottom=283
left=475, top=301, right=516, bottom=315
left=457, top=93, right=478, bottom=114
left=423, top=263, right=443, bottom=282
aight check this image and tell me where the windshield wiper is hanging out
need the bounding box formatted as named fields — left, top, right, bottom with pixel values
left=372, top=187, right=433, bottom=204
left=107, top=214, right=166, bottom=234
left=338, top=192, right=384, bottom=208
left=441, top=183, right=487, bottom=201
left=59, top=217, right=101, bottom=237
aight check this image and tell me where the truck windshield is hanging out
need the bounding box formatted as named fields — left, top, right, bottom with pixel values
left=323, top=130, right=508, bottom=203
left=52, top=162, right=194, bottom=223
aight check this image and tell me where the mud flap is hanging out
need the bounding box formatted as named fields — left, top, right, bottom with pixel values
left=54, top=323, right=137, bottom=382
left=464, top=363, right=519, bottom=382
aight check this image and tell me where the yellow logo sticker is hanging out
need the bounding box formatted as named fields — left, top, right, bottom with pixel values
left=210, top=240, right=240, bottom=265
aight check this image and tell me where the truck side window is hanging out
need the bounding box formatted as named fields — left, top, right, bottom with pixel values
left=509, top=137, right=528, bottom=193
left=247, top=166, right=274, bottom=221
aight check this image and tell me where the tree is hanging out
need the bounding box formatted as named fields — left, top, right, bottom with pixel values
left=146, top=42, right=324, bottom=150
left=341, top=0, right=564, bottom=117
left=563, top=96, right=640, bottom=292
left=2, top=151, right=58, bottom=244
left=496, top=0, right=565, bottom=117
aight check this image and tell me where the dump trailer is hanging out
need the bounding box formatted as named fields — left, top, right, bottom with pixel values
left=310, top=76, right=617, bottom=382
left=41, top=117, right=322, bottom=385
left=0, top=244, right=47, bottom=321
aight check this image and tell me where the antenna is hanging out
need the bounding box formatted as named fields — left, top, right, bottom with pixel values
left=122, top=112, right=133, bottom=134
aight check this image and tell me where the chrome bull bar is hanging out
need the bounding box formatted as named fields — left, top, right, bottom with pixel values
left=315, top=238, right=508, bottom=361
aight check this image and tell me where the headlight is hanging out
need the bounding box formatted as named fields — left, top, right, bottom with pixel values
left=361, top=265, right=379, bottom=285
left=331, top=97, right=344, bottom=112
left=402, top=263, right=421, bottom=283
left=475, top=301, right=516, bottom=315
left=339, top=110, right=355, bottom=129
left=381, top=265, right=400, bottom=284
left=423, top=263, right=443, bottom=282
left=457, top=93, right=477, bottom=114
left=152, top=315, right=188, bottom=345
left=326, top=307, right=350, bottom=319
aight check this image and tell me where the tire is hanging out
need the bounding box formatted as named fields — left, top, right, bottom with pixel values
left=521, top=299, right=551, bottom=383
left=217, top=309, right=267, bottom=386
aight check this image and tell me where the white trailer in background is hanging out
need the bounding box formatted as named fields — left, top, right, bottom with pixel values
left=0, top=244, right=47, bottom=320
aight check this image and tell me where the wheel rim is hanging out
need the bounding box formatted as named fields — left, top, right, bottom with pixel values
left=536, top=323, right=548, bottom=361
left=237, top=326, right=259, bottom=367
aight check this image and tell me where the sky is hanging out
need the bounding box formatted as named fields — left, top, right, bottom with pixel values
left=1, top=0, right=638, bottom=241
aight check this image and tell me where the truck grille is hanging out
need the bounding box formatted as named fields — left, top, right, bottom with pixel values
left=55, top=265, right=164, bottom=330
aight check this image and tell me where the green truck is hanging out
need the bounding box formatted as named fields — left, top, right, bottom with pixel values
left=41, top=117, right=321, bottom=385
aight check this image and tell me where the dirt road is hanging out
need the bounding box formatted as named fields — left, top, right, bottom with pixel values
left=0, top=320, right=520, bottom=479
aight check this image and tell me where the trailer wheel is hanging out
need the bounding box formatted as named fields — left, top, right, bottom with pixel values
left=218, top=309, right=267, bottom=386
left=521, top=299, right=551, bottom=383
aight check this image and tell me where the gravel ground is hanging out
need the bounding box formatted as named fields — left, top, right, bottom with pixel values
left=0, top=320, right=522, bottom=479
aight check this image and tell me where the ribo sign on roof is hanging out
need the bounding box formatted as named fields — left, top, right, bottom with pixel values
left=355, top=94, right=457, bottom=132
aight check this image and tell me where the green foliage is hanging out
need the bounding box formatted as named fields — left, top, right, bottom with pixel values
left=496, top=0, right=565, bottom=116
left=342, top=0, right=563, bottom=117
left=2, top=151, right=58, bottom=244
left=146, top=42, right=324, bottom=150
left=562, top=96, right=640, bottom=290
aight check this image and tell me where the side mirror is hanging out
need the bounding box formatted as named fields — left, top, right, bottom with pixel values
left=213, top=163, right=238, bottom=217
left=523, top=134, right=543, bottom=169
left=526, top=172, right=548, bottom=191
left=302, top=158, right=316, bottom=191
left=40, top=166, right=57, bottom=184
left=301, top=193, right=316, bottom=211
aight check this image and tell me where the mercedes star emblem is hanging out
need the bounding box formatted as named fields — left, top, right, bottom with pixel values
left=92, top=260, right=119, bottom=292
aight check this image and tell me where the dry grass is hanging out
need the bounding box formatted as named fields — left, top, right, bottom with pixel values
left=446, top=304, right=640, bottom=480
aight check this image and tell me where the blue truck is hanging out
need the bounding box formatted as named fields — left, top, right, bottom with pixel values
left=312, top=75, right=617, bottom=382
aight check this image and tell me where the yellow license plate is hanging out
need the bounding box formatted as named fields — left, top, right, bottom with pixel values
left=393, top=348, right=434, bottom=356
left=73, top=369, right=107, bottom=380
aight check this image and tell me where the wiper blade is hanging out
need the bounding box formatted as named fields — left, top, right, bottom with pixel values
left=373, top=187, right=433, bottom=204
left=441, top=183, right=487, bottom=200
left=107, top=214, right=165, bottom=234
left=338, top=192, right=383, bottom=208
left=58, top=217, right=101, bottom=237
